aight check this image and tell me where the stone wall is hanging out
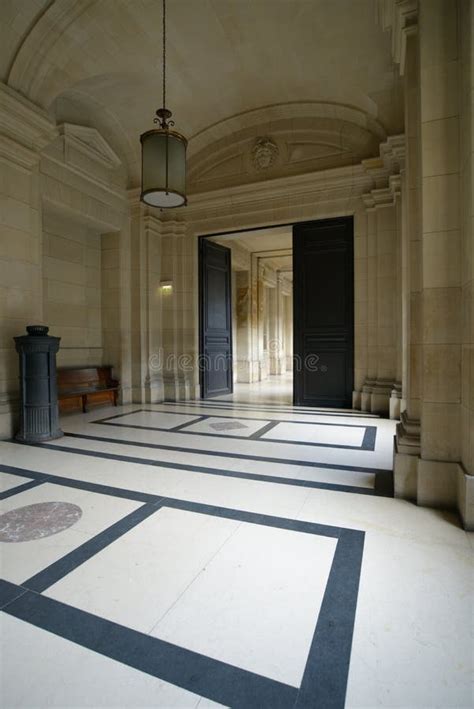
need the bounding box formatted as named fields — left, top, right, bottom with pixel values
left=43, top=210, right=102, bottom=368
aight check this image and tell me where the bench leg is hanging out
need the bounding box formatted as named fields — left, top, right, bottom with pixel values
left=82, top=394, right=89, bottom=414
left=113, top=390, right=118, bottom=406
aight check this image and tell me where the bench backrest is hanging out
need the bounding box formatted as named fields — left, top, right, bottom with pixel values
left=57, top=366, right=114, bottom=392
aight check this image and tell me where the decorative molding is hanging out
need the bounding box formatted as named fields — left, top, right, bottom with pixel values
left=362, top=187, right=395, bottom=210
left=189, top=110, right=385, bottom=191
left=362, top=134, right=405, bottom=209
left=251, top=137, right=279, bottom=171
left=189, top=102, right=386, bottom=157
left=60, top=123, right=122, bottom=169
left=377, top=0, right=418, bottom=75
left=0, top=82, right=57, bottom=166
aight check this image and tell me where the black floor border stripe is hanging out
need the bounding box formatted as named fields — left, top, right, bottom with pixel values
left=3, top=589, right=298, bottom=709
left=0, top=478, right=47, bottom=500
left=0, top=579, right=28, bottom=609
left=22, top=502, right=164, bottom=593
left=168, top=415, right=209, bottom=432
left=1, top=503, right=364, bottom=709
left=163, top=498, right=344, bottom=538
left=295, top=530, right=365, bottom=708
left=98, top=408, right=372, bottom=430
left=92, top=418, right=377, bottom=452
left=62, top=431, right=386, bottom=476
left=0, top=464, right=159, bottom=504
left=250, top=420, right=280, bottom=439
left=18, top=439, right=380, bottom=497
left=161, top=400, right=380, bottom=419
left=362, top=426, right=377, bottom=451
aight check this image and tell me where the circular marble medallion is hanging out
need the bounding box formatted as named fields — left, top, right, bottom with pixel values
left=0, top=502, right=82, bottom=543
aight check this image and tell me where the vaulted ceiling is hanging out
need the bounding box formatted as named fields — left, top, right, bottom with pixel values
left=1, top=0, right=403, bottom=188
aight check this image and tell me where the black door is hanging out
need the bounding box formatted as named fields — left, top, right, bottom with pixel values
left=199, top=239, right=233, bottom=398
left=293, top=217, right=354, bottom=407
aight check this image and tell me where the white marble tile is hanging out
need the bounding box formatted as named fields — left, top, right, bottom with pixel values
left=1, top=614, right=205, bottom=708
left=345, top=531, right=474, bottom=709
left=0, top=471, right=33, bottom=493
left=46, top=508, right=240, bottom=633
left=151, top=520, right=337, bottom=686
left=0, top=483, right=140, bottom=584
left=262, top=421, right=366, bottom=447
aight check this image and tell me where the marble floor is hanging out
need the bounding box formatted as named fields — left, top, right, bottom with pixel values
left=0, top=397, right=473, bottom=708
left=216, top=372, right=293, bottom=406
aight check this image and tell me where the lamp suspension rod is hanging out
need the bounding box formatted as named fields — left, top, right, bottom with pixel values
left=163, top=0, right=169, bottom=194
left=162, top=0, right=166, bottom=112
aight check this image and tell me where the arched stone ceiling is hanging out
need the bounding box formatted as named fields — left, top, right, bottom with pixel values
left=1, top=0, right=404, bottom=188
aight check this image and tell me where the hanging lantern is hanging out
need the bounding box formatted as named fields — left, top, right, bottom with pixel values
left=140, top=0, right=187, bottom=208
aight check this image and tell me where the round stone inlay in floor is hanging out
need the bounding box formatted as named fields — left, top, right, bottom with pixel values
left=209, top=420, right=249, bottom=431
left=0, top=502, right=82, bottom=543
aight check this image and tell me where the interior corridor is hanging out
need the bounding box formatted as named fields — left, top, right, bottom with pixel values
left=215, top=372, right=293, bottom=406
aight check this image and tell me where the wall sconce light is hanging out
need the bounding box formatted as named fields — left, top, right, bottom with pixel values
left=160, top=280, right=173, bottom=293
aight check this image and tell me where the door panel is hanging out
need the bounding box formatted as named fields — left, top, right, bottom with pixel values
left=293, top=217, right=354, bottom=407
left=199, top=239, right=233, bottom=398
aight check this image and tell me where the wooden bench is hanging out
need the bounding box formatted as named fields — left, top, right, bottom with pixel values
left=57, top=366, right=119, bottom=414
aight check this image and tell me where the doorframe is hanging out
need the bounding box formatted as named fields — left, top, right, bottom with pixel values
left=198, top=215, right=355, bottom=406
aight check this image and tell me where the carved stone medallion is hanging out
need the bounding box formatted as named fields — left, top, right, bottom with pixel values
left=251, top=137, right=279, bottom=170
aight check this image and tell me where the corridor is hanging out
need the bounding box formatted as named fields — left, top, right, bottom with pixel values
left=1, top=401, right=471, bottom=708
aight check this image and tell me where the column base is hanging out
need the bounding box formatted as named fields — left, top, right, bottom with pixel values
left=163, top=375, right=199, bottom=401
left=370, top=380, right=393, bottom=416
left=352, top=389, right=362, bottom=409
left=393, top=438, right=474, bottom=530
left=389, top=381, right=402, bottom=420
left=396, top=410, right=421, bottom=455
left=361, top=380, right=375, bottom=412
left=235, top=359, right=261, bottom=383
left=269, top=356, right=286, bottom=375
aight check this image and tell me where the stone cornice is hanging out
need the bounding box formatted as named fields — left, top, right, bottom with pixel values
left=362, top=134, right=405, bottom=209
left=0, top=82, right=57, bottom=167
left=185, top=163, right=372, bottom=216
left=362, top=187, right=395, bottom=211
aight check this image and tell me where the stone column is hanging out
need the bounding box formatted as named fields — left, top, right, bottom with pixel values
left=459, top=0, right=474, bottom=523
left=161, top=220, right=197, bottom=400
left=0, top=84, right=57, bottom=437
left=390, top=176, right=403, bottom=419
left=353, top=206, right=369, bottom=410
left=268, top=274, right=286, bottom=375
left=127, top=198, right=164, bottom=403
left=394, top=31, right=423, bottom=492
left=235, top=269, right=253, bottom=382
left=284, top=291, right=293, bottom=371
left=361, top=209, right=378, bottom=411
left=256, top=262, right=270, bottom=381
left=416, top=0, right=463, bottom=508
left=362, top=190, right=398, bottom=415
left=101, top=225, right=132, bottom=404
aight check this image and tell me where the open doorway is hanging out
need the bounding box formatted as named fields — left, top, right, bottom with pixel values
left=199, top=217, right=354, bottom=408
left=200, top=226, right=293, bottom=405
